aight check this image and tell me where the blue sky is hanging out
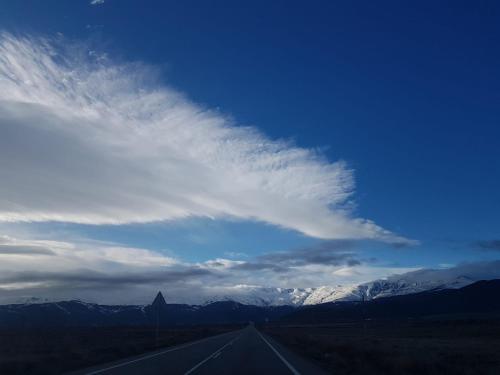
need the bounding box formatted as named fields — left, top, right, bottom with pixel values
left=0, top=1, right=499, bottom=303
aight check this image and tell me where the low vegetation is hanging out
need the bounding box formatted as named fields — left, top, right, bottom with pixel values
left=0, top=325, right=240, bottom=374
left=263, top=318, right=500, bottom=375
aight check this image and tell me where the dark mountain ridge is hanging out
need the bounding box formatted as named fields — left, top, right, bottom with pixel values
left=0, top=295, right=294, bottom=328
left=1, top=280, right=499, bottom=328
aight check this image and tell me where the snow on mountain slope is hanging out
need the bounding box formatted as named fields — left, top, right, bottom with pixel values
left=356, top=274, right=474, bottom=301
left=302, top=285, right=360, bottom=305
left=352, top=261, right=500, bottom=302
left=201, top=286, right=312, bottom=306
left=199, top=263, right=500, bottom=306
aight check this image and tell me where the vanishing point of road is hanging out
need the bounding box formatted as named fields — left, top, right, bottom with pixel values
left=70, top=325, right=327, bottom=375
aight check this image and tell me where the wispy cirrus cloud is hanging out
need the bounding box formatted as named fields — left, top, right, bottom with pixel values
left=0, top=33, right=412, bottom=244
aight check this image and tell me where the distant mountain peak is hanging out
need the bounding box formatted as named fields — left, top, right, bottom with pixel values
left=151, top=291, right=167, bottom=308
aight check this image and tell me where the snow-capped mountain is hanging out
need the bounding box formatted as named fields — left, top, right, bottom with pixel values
left=354, top=274, right=475, bottom=301
left=11, top=274, right=483, bottom=308
left=204, top=284, right=362, bottom=307
left=197, top=284, right=359, bottom=306
left=198, top=276, right=474, bottom=307
left=201, top=286, right=312, bottom=307
left=198, top=263, right=497, bottom=306
left=302, top=285, right=360, bottom=305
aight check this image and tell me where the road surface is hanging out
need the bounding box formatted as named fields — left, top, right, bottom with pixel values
left=70, top=325, right=327, bottom=375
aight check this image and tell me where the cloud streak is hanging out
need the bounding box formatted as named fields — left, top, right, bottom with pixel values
left=3, top=232, right=499, bottom=306
left=0, top=268, right=214, bottom=287
left=475, top=240, right=500, bottom=251
left=228, top=241, right=362, bottom=272
left=0, top=33, right=410, bottom=243
left=0, top=234, right=217, bottom=303
left=0, top=234, right=411, bottom=304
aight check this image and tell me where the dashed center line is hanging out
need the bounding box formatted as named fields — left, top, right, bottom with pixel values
left=183, top=333, right=241, bottom=375
left=83, top=330, right=239, bottom=375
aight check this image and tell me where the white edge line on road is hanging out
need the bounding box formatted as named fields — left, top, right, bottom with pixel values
left=83, top=330, right=239, bottom=375
left=183, top=333, right=241, bottom=375
left=256, top=330, right=301, bottom=375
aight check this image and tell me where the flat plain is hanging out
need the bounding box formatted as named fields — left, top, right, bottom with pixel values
left=262, top=317, right=500, bottom=375
left=0, top=325, right=240, bottom=374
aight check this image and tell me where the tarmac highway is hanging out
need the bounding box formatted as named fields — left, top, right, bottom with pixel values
left=70, top=325, right=327, bottom=375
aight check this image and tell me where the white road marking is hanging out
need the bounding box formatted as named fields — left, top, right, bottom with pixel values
left=212, top=352, right=221, bottom=359
left=83, top=330, right=240, bottom=375
left=183, top=334, right=241, bottom=375
left=256, top=329, right=301, bottom=375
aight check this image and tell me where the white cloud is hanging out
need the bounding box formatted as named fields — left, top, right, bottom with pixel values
left=0, top=33, right=410, bottom=243
left=0, top=235, right=177, bottom=272
left=90, top=0, right=105, bottom=5
left=0, top=234, right=208, bottom=304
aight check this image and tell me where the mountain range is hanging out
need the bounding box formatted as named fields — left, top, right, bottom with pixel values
left=284, top=279, right=500, bottom=323
left=0, top=295, right=294, bottom=328
left=193, top=269, right=480, bottom=307
left=1, top=264, right=498, bottom=329
left=2, top=279, right=500, bottom=328
left=10, top=264, right=498, bottom=308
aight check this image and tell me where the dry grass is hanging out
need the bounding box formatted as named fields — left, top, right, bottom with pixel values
left=0, top=325, right=240, bottom=374
left=263, top=319, right=500, bottom=375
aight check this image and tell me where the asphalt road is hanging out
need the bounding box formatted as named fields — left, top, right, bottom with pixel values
left=70, top=325, right=327, bottom=375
